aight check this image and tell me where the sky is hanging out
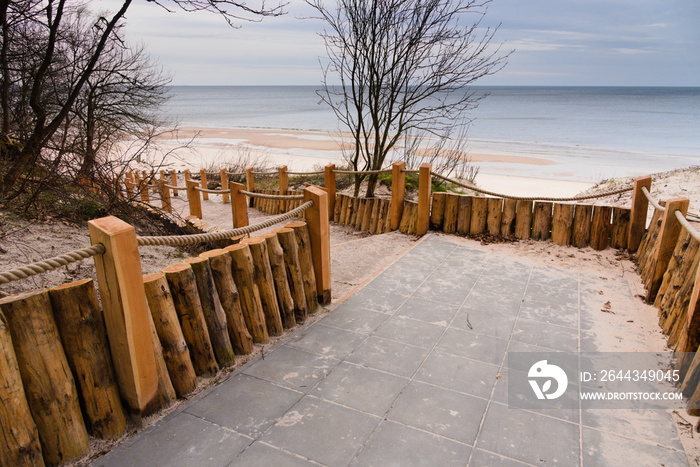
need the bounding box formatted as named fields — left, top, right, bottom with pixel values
left=97, top=0, right=700, bottom=86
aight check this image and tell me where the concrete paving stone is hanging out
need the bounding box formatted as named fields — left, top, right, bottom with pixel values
left=506, top=340, right=566, bottom=370
left=460, top=287, right=525, bottom=316
left=373, top=314, right=446, bottom=349
left=242, top=345, right=340, bottom=393
left=94, top=412, right=250, bottom=467
left=364, top=270, right=430, bottom=296
left=342, top=287, right=410, bottom=313
left=413, top=274, right=478, bottom=305
left=396, top=297, right=461, bottom=326
left=435, top=327, right=509, bottom=366
left=261, top=396, right=379, bottom=467
left=229, top=442, right=318, bottom=467
left=468, top=449, right=536, bottom=466
left=387, top=381, right=488, bottom=445
left=581, top=409, right=683, bottom=450
left=511, top=317, right=579, bottom=352
left=415, top=350, right=500, bottom=399
left=476, top=402, right=580, bottom=465
left=350, top=420, right=472, bottom=467
left=451, top=307, right=518, bottom=340
left=582, top=427, right=688, bottom=467
left=346, top=335, right=429, bottom=377
left=519, top=299, right=579, bottom=329
left=523, top=277, right=580, bottom=306
left=319, top=304, right=390, bottom=335
left=185, top=374, right=303, bottom=438
left=286, top=322, right=367, bottom=359
left=312, top=361, right=409, bottom=416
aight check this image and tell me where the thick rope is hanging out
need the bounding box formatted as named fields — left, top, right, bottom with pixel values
left=287, top=171, right=325, bottom=175
left=0, top=244, right=106, bottom=285
left=137, top=200, right=313, bottom=246
left=642, top=186, right=666, bottom=212
left=676, top=210, right=700, bottom=243
left=333, top=169, right=392, bottom=175
left=239, top=190, right=305, bottom=200
left=164, top=184, right=187, bottom=190
left=401, top=169, right=420, bottom=174
left=194, top=187, right=231, bottom=194
left=431, top=171, right=633, bottom=202
left=226, top=172, right=246, bottom=177
left=252, top=171, right=278, bottom=176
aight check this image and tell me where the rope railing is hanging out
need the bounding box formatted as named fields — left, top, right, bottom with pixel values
left=194, top=187, right=231, bottom=194
left=251, top=171, right=278, bottom=176
left=239, top=190, right=305, bottom=200
left=137, top=200, right=313, bottom=247
left=401, top=169, right=420, bottom=174
left=675, top=210, right=700, bottom=243
left=0, top=244, right=106, bottom=285
left=226, top=172, right=246, bottom=177
left=641, top=186, right=666, bottom=212
left=287, top=171, right=325, bottom=175
left=164, top=184, right=187, bottom=190
left=431, top=171, right=634, bottom=202
left=333, top=169, right=392, bottom=175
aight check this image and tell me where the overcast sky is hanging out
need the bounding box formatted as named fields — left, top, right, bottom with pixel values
left=102, top=0, right=700, bottom=86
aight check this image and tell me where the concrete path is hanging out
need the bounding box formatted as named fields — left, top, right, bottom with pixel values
left=94, top=235, right=688, bottom=466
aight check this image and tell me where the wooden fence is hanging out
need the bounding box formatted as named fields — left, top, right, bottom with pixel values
left=0, top=186, right=330, bottom=466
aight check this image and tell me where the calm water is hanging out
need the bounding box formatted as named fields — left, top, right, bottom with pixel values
left=163, top=86, right=700, bottom=181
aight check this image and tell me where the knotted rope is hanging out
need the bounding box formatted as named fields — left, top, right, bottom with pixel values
left=0, top=244, right=106, bottom=285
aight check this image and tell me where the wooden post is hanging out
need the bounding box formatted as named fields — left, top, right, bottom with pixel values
left=470, top=197, right=488, bottom=235
left=487, top=198, right=503, bottom=236
left=48, top=279, right=127, bottom=440
left=88, top=216, right=159, bottom=414
left=0, top=309, right=44, bottom=467
left=199, top=169, right=209, bottom=200
left=590, top=205, right=613, bottom=250
left=646, top=198, right=690, bottom=301
left=532, top=202, right=553, bottom=240
left=137, top=172, right=150, bottom=204
left=143, top=273, right=198, bottom=397
left=144, top=305, right=177, bottom=410
left=572, top=204, right=593, bottom=248
left=325, top=164, right=336, bottom=218
left=170, top=170, right=179, bottom=196
left=628, top=175, right=652, bottom=252
left=245, top=166, right=255, bottom=207
left=243, top=237, right=284, bottom=336
left=300, top=185, right=331, bottom=305
left=159, top=179, right=172, bottom=213
left=0, top=290, right=89, bottom=464
left=199, top=249, right=254, bottom=355
left=416, top=163, right=432, bottom=235
left=611, top=207, right=631, bottom=249
left=678, top=256, right=700, bottom=359
left=184, top=257, right=236, bottom=368
left=431, top=192, right=446, bottom=230
left=514, top=200, right=533, bottom=239
left=230, top=181, right=249, bottom=229
left=220, top=168, right=230, bottom=204
left=552, top=204, right=574, bottom=246
left=275, top=227, right=309, bottom=323
left=443, top=194, right=459, bottom=234
left=162, top=263, right=219, bottom=376
left=279, top=165, right=288, bottom=213
left=456, top=196, right=472, bottom=235
left=501, top=199, right=517, bottom=236
left=225, top=244, right=270, bottom=344
left=390, top=161, right=406, bottom=230
left=186, top=179, right=203, bottom=219
left=260, top=232, right=297, bottom=329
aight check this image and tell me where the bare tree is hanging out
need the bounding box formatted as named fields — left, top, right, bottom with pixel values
left=308, top=0, right=507, bottom=197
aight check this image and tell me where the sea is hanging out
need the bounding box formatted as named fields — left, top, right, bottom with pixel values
left=162, top=86, right=700, bottom=182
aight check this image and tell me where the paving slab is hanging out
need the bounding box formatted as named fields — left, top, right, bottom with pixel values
left=94, top=233, right=689, bottom=467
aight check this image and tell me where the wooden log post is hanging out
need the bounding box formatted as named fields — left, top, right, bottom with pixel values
left=162, top=263, right=219, bottom=376
left=200, top=169, right=209, bottom=200
left=0, top=309, right=44, bottom=467
left=0, top=290, right=89, bottom=465
left=676, top=252, right=700, bottom=375
left=159, top=179, right=172, bottom=213
left=360, top=198, right=373, bottom=232
left=288, top=216, right=323, bottom=309
left=646, top=198, right=690, bottom=301
left=48, top=279, right=127, bottom=440
left=244, top=238, right=285, bottom=336
left=514, top=200, right=533, bottom=239
left=137, top=172, right=150, bottom=204
left=245, top=166, right=255, bottom=207
left=416, top=163, right=432, bottom=235
left=184, top=169, right=191, bottom=185
left=144, top=305, right=177, bottom=409
left=229, top=181, right=249, bottom=229
left=611, top=207, right=631, bottom=249
left=88, top=216, right=159, bottom=414
left=501, top=199, right=517, bottom=236
left=225, top=244, right=270, bottom=343
left=220, top=168, right=230, bottom=204
left=551, top=203, right=574, bottom=246
left=279, top=165, right=288, bottom=213
left=186, top=179, right=203, bottom=219
left=470, top=197, right=488, bottom=235
left=487, top=198, right=503, bottom=236
left=628, top=175, right=652, bottom=252
left=260, top=233, right=297, bottom=329
left=325, top=164, right=336, bottom=218
left=170, top=170, right=179, bottom=196
left=301, top=186, right=331, bottom=305
left=143, top=273, right=198, bottom=397
left=456, top=195, right=472, bottom=235
left=572, top=204, right=593, bottom=248
left=590, top=205, right=613, bottom=250
left=184, top=257, right=236, bottom=368
left=532, top=202, right=553, bottom=240
left=369, top=198, right=382, bottom=234
left=333, top=193, right=343, bottom=224
left=431, top=192, right=446, bottom=230
left=443, top=194, right=459, bottom=234
left=390, top=161, right=406, bottom=230
left=199, top=249, right=254, bottom=355
left=275, top=227, right=309, bottom=323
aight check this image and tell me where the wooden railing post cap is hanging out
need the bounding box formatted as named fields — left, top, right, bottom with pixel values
left=88, top=215, right=134, bottom=235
